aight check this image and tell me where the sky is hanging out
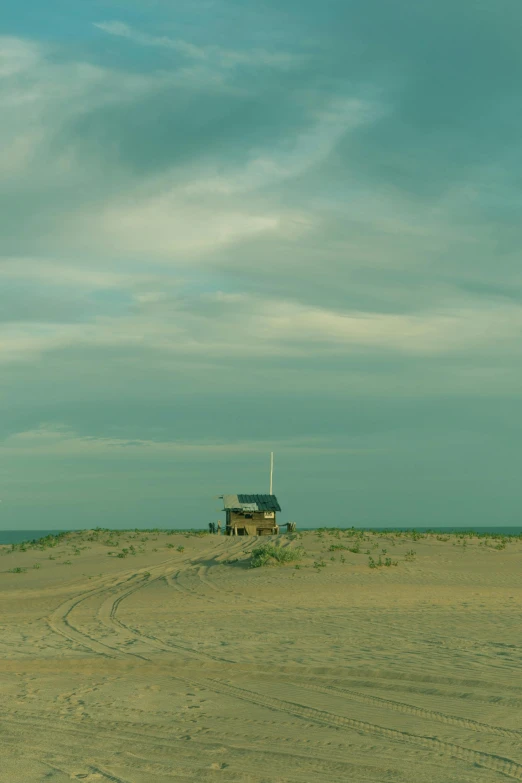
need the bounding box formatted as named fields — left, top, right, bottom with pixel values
left=1, top=1, right=522, bottom=530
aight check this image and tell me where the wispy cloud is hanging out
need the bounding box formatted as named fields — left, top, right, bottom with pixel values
left=1, top=424, right=371, bottom=458
left=0, top=36, right=40, bottom=77
left=184, top=96, right=384, bottom=196
left=93, top=21, right=301, bottom=69
left=0, top=259, right=140, bottom=289
left=2, top=288, right=522, bottom=371
left=3, top=1, right=522, bottom=527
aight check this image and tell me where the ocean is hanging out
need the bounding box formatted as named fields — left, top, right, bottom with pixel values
left=1, top=526, right=522, bottom=545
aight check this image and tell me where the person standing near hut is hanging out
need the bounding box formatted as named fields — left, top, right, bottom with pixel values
left=209, top=522, right=215, bottom=534
left=216, top=520, right=221, bottom=535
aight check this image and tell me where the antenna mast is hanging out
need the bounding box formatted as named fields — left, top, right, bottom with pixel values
left=270, top=452, right=274, bottom=495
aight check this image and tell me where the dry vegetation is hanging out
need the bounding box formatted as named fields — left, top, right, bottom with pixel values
left=1, top=526, right=521, bottom=782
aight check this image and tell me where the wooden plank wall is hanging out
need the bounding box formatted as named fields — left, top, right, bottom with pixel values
left=226, top=510, right=277, bottom=535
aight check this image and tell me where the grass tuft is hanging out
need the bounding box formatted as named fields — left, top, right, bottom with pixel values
left=250, top=544, right=305, bottom=568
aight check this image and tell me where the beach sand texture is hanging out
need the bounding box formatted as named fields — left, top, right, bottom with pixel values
left=0, top=528, right=521, bottom=782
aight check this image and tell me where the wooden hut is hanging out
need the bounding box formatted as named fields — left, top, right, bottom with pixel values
left=221, top=494, right=281, bottom=536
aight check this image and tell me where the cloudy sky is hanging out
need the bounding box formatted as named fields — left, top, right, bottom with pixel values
left=1, top=1, right=522, bottom=531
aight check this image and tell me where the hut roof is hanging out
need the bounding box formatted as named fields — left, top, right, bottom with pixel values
left=222, top=494, right=281, bottom=512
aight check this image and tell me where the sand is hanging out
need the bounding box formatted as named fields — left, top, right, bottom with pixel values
left=0, top=528, right=521, bottom=783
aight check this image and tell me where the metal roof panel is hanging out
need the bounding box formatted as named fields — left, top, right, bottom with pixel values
left=222, top=494, right=281, bottom=512
left=237, top=494, right=281, bottom=512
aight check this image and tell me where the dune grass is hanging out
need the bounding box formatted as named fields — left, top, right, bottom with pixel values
left=250, top=543, right=305, bottom=568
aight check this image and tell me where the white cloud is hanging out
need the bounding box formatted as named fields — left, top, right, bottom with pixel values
left=0, top=424, right=370, bottom=458
left=0, top=37, right=40, bottom=78
left=1, top=34, right=520, bottom=408
left=0, top=257, right=188, bottom=292
left=0, top=258, right=125, bottom=288
left=233, top=296, right=522, bottom=356
left=92, top=197, right=283, bottom=259
left=184, top=96, right=382, bottom=196
left=2, top=290, right=522, bottom=368
left=0, top=36, right=164, bottom=111
left=0, top=35, right=326, bottom=262
left=50, top=89, right=384, bottom=261
left=0, top=37, right=182, bottom=184
left=93, top=21, right=301, bottom=70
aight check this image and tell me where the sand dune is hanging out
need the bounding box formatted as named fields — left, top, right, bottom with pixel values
left=0, top=528, right=521, bottom=782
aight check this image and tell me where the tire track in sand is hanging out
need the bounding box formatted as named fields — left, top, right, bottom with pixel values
left=291, top=680, right=522, bottom=740
left=45, top=538, right=522, bottom=781
left=46, top=540, right=230, bottom=659
left=191, top=678, right=522, bottom=781
left=0, top=712, right=389, bottom=783
left=42, top=761, right=132, bottom=783
left=102, top=537, right=252, bottom=662
left=104, top=540, right=522, bottom=777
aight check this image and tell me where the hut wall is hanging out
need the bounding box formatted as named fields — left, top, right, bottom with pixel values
left=226, top=510, right=277, bottom=535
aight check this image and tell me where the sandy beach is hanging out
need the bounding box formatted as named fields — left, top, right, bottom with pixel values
left=1, top=528, right=521, bottom=782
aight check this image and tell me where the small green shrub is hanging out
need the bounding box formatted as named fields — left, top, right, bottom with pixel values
left=408, top=531, right=424, bottom=541
left=9, top=567, right=26, bottom=573
left=250, top=544, right=305, bottom=568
